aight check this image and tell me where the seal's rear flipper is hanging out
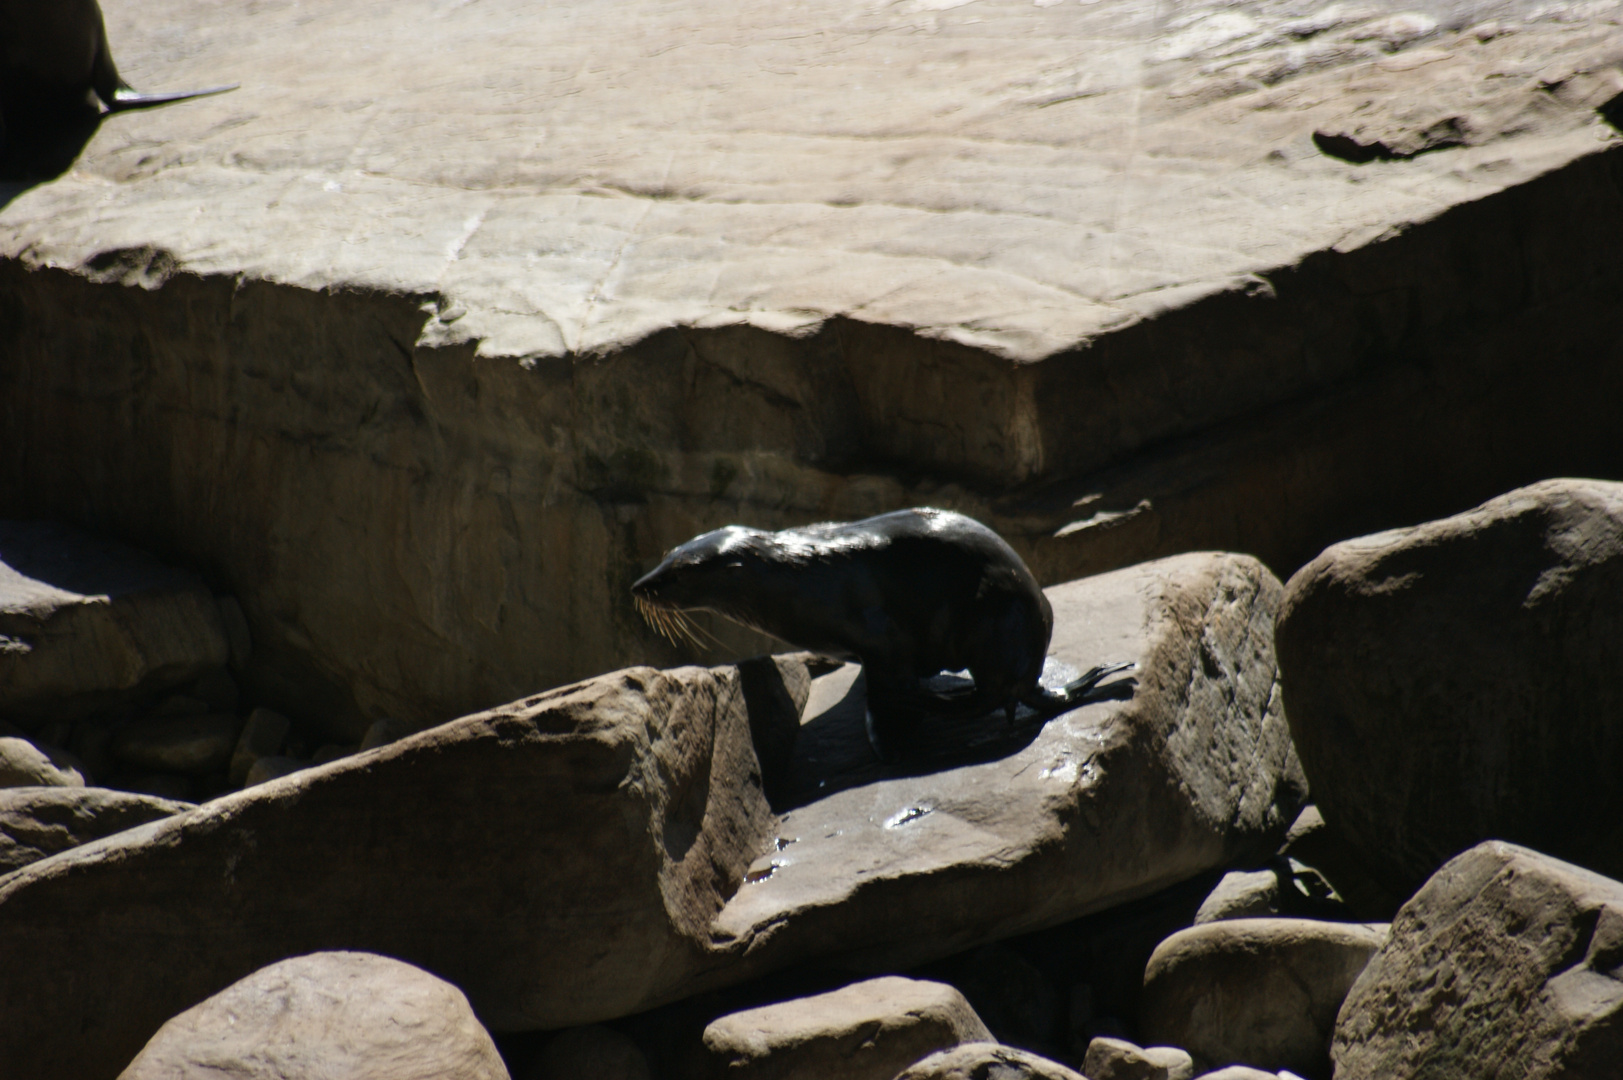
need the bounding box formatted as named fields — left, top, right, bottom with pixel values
left=1058, top=660, right=1137, bottom=704
left=108, top=84, right=238, bottom=112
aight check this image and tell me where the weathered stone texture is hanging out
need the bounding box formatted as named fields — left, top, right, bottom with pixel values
left=4, top=0, right=1622, bottom=738
left=1334, top=841, right=1623, bottom=1080
left=0, top=786, right=192, bottom=875
left=709, top=552, right=1305, bottom=980
left=1141, top=919, right=1388, bottom=1078
left=700, top=976, right=991, bottom=1080
left=896, top=1042, right=1086, bottom=1080
left=0, top=521, right=229, bottom=727
left=1277, top=478, right=1623, bottom=898
left=118, top=951, right=509, bottom=1080
left=0, top=656, right=809, bottom=1080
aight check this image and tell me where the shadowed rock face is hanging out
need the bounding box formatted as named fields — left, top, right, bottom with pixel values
left=1277, top=478, right=1623, bottom=898
left=3, top=0, right=1623, bottom=736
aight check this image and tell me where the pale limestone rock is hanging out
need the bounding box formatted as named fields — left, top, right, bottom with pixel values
left=0, top=787, right=193, bottom=875
left=0, top=521, right=229, bottom=726
left=1278, top=478, right=1623, bottom=899
left=895, top=1042, right=1085, bottom=1080
left=110, top=713, right=243, bottom=774
left=0, top=656, right=810, bottom=1079
left=0, top=736, right=86, bottom=788
left=229, top=707, right=291, bottom=785
left=1334, top=841, right=1623, bottom=1079
left=242, top=755, right=302, bottom=787
left=1083, top=1036, right=1196, bottom=1080
left=712, top=553, right=1306, bottom=978
left=701, top=976, right=991, bottom=1080
left=1141, top=919, right=1388, bottom=1078
left=118, top=951, right=509, bottom=1080
left=1193, top=1069, right=1282, bottom=1080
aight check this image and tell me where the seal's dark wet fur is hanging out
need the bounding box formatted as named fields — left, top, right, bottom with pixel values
left=633, top=507, right=1132, bottom=759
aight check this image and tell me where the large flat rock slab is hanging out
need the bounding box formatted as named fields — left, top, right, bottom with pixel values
left=2, top=0, right=1618, bottom=363
left=706, top=552, right=1306, bottom=980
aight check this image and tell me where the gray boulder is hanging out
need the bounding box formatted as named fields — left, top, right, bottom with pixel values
left=1276, top=478, right=1623, bottom=897
left=1140, top=919, right=1388, bottom=1079
left=0, top=521, right=229, bottom=727
left=1334, top=841, right=1623, bottom=1079
left=0, top=735, right=86, bottom=789
left=700, top=976, right=990, bottom=1080
left=118, top=951, right=508, bottom=1080
left=0, top=787, right=193, bottom=875
left=1083, top=1036, right=1196, bottom=1080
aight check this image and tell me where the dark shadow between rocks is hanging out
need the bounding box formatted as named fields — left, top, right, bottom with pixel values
left=0, top=101, right=101, bottom=203
left=772, top=666, right=1137, bottom=813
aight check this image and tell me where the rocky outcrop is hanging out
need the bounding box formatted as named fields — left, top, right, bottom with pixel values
left=1334, top=841, right=1623, bottom=1079
left=710, top=552, right=1306, bottom=979
left=1140, top=919, right=1388, bottom=1079
left=896, top=1043, right=1086, bottom=1080
left=1277, top=479, right=1623, bottom=898
left=5, top=0, right=1622, bottom=740
left=118, top=951, right=509, bottom=1080
left=0, top=787, right=192, bottom=874
left=0, top=654, right=810, bottom=1080
left=700, top=976, right=991, bottom=1080
left=0, top=521, right=229, bottom=727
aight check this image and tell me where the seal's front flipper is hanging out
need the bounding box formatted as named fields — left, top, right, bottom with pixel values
left=1056, top=660, right=1137, bottom=705
left=108, top=84, right=238, bottom=112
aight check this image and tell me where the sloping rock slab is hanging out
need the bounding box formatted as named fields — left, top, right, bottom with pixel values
left=1276, top=478, right=1623, bottom=898
left=0, top=655, right=809, bottom=1080
left=1140, top=918, right=1388, bottom=1078
left=1334, top=841, right=1623, bottom=1079
left=710, top=552, right=1306, bottom=978
left=119, top=951, right=509, bottom=1080
left=0, top=787, right=192, bottom=874
left=0, top=521, right=229, bottom=727
left=701, top=975, right=991, bottom=1080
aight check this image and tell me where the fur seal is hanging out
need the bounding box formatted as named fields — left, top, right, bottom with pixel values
left=632, top=507, right=1134, bottom=758
left=0, top=0, right=236, bottom=147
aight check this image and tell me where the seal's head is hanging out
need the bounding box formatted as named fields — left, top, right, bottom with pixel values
left=631, top=525, right=772, bottom=647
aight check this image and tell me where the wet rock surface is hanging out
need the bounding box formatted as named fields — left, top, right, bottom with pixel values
left=710, top=551, right=1305, bottom=980
left=119, top=951, right=510, bottom=1080
left=1277, top=478, right=1623, bottom=898
left=700, top=976, right=991, bottom=1080
left=0, top=656, right=810, bottom=1079
left=1141, top=919, right=1388, bottom=1078
left=0, top=786, right=193, bottom=875
left=1334, top=841, right=1623, bottom=1080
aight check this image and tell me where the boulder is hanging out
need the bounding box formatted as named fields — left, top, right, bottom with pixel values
left=1334, top=841, right=1623, bottom=1079
left=1193, top=1070, right=1282, bottom=1080
left=896, top=1043, right=1086, bottom=1080
left=0, top=654, right=810, bottom=1080
left=1140, top=919, right=1388, bottom=1079
left=526, top=1025, right=651, bottom=1080
left=118, top=951, right=509, bottom=1080
left=0, top=521, right=229, bottom=727
left=1194, top=869, right=1287, bottom=925
left=229, top=707, right=291, bottom=785
left=0, top=787, right=193, bottom=875
left=700, top=976, right=991, bottom=1080
left=110, top=713, right=243, bottom=774
left=1083, top=1036, right=1196, bottom=1080
left=711, top=552, right=1306, bottom=978
left=0, top=735, right=86, bottom=788
left=1276, top=479, right=1623, bottom=897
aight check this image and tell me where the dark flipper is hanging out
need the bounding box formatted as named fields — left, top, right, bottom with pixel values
left=107, top=84, right=238, bottom=112
left=1055, top=661, right=1138, bottom=704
